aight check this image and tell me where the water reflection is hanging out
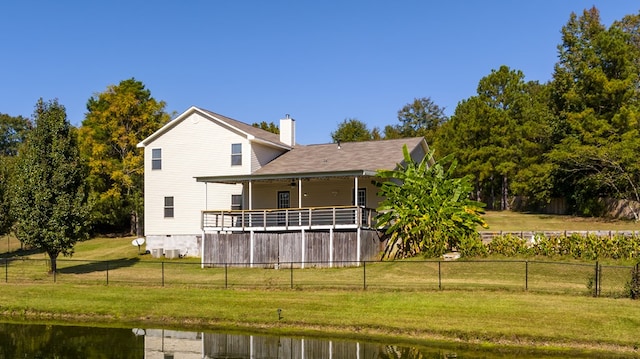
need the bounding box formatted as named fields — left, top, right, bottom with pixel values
left=143, top=328, right=412, bottom=358
left=0, top=322, right=632, bottom=358
left=0, top=322, right=143, bottom=358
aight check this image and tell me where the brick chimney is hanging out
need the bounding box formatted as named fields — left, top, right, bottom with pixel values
left=279, top=114, right=295, bottom=146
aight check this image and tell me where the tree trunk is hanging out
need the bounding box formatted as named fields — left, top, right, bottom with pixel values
left=501, top=175, right=509, bottom=210
left=489, top=175, right=495, bottom=210
left=130, top=211, right=138, bottom=236
left=136, top=210, right=144, bottom=237
left=48, top=251, right=58, bottom=274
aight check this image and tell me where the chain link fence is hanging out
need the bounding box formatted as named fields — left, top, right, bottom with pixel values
left=1, top=257, right=636, bottom=298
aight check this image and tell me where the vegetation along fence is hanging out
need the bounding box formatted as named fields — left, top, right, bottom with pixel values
left=1, top=257, right=637, bottom=298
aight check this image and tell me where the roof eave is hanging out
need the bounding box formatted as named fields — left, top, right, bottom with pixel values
left=137, top=106, right=201, bottom=148
left=195, top=169, right=379, bottom=183
left=137, top=106, right=289, bottom=149
left=250, top=136, right=292, bottom=151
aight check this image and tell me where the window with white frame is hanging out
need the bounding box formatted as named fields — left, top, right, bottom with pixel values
left=357, top=188, right=366, bottom=207
left=164, top=196, right=174, bottom=218
left=152, top=148, right=162, bottom=170
left=231, top=143, right=242, bottom=166
left=231, top=194, right=243, bottom=210
left=353, top=188, right=366, bottom=207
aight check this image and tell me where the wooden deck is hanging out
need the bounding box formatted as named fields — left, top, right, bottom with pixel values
left=202, top=206, right=377, bottom=232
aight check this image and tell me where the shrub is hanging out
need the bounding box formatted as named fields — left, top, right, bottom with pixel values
left=625, top=264, right=640, bottom=300
left=487, top=234, right=530, bottom=256
left=457, top=234, right=487, bottom=258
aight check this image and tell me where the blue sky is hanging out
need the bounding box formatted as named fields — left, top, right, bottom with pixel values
left=1, top=1, right=638, bottom=145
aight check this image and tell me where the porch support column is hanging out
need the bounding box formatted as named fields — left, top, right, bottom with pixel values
left=248, top=180, right=253, bottom=210
left=355, top=176, right=361, bottom=266
left=298, top=178, right=302, bottom=226
left=354, top=176, right=359, bottom=206
left=298, top=178, right=302, bottom=208
left=248, top=180, right=253, bottom=227
left=354, top=176, right=361, bottom=228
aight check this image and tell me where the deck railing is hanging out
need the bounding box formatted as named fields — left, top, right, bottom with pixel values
left=202, top=206, right=377, bottom=231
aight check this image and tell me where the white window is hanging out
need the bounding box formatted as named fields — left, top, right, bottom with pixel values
left=164, top=196, right=174, bottom=218
left=152, top=148, right=162, bottom=170
left=231, top=143, right=242, bottom=166
left=353, top=188, right=367, bottom=207
left=357, top=188, right=366, bottom=207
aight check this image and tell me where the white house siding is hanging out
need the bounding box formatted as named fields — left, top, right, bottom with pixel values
left=143, top=112, right=253, bottom=256
left=251, top=142, right=285, bottom=172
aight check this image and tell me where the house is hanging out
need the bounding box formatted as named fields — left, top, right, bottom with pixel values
left=137, top=106, right=429, bottom=267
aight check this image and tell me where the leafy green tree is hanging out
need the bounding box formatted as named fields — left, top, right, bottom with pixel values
left=10, top=99, right=90, bottom=273
left=375, top=146, right=486, bottom=259
left=387, top=97, right=448, bottom=144
left=437, top=66, right=553, bottom=210
left=0, top=113, right=31, bottom=156
left=330, top=118, right=376, bottom=142
left=0, top=113, right=30, bottom=235
left=0, top=156, right=14, bottom=235
left=382, top=124, right=402, bottom=139
left=79, top=78, right=170, bottom=234
left=252, top=121, right=279, bottom=134
left=549, top=7, right=640, bottom=216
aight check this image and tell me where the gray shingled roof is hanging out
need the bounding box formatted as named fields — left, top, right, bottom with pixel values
left=252, top=137, right=426, bottom=176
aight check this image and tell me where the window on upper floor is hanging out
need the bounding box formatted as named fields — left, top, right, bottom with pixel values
left=164, top=196, right=174, bottom=218
left=231, top=143, right=242, bottom=166
left=152, top=148, right=162, bottom=170
left=231, top=194, right=243, bottom=210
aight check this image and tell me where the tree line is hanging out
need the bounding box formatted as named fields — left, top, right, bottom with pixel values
left=0, top=80, right=169, bottom=272
left=0, top=7, right=638, bottom=270
left=333, top=8, right=640, bottom=218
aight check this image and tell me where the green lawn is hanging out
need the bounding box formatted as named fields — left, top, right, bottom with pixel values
left=481, top=210, right=640, bottom=231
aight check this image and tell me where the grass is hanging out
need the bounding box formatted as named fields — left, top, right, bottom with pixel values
left=1, top=211, right=640, bottom=355
left=481, top=210, right=640, bottom=231
left=1, top=284, right=639, bottom=356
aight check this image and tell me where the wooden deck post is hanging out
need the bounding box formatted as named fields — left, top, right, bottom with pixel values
left=357, top=227, right=361, bottom=265
left=301, top=229, right=306, bottom=269
left=250, top=231, right=254, bottom=268
left=329, top=228, right=334, bottom=268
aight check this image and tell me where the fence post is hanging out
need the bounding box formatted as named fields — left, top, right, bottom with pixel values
left=363, top=261, right=366, bottom=290
left=4, top=259, right=7, bottom=283
left=525, top=260, right=528, bottom=291
left=290, top=262, right=294, bottom=289
left=438, top=261, right=442, bottom=290
left=162, top=262, right=165, bottom=287
left=224, top=263, right=228, bottom=289
left=106, top=261, right=109, bottom=286
left=593, top=261, right=599, bottom=297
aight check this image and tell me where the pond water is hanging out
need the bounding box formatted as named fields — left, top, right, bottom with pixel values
left=0, top=322, right=631, bottom=358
